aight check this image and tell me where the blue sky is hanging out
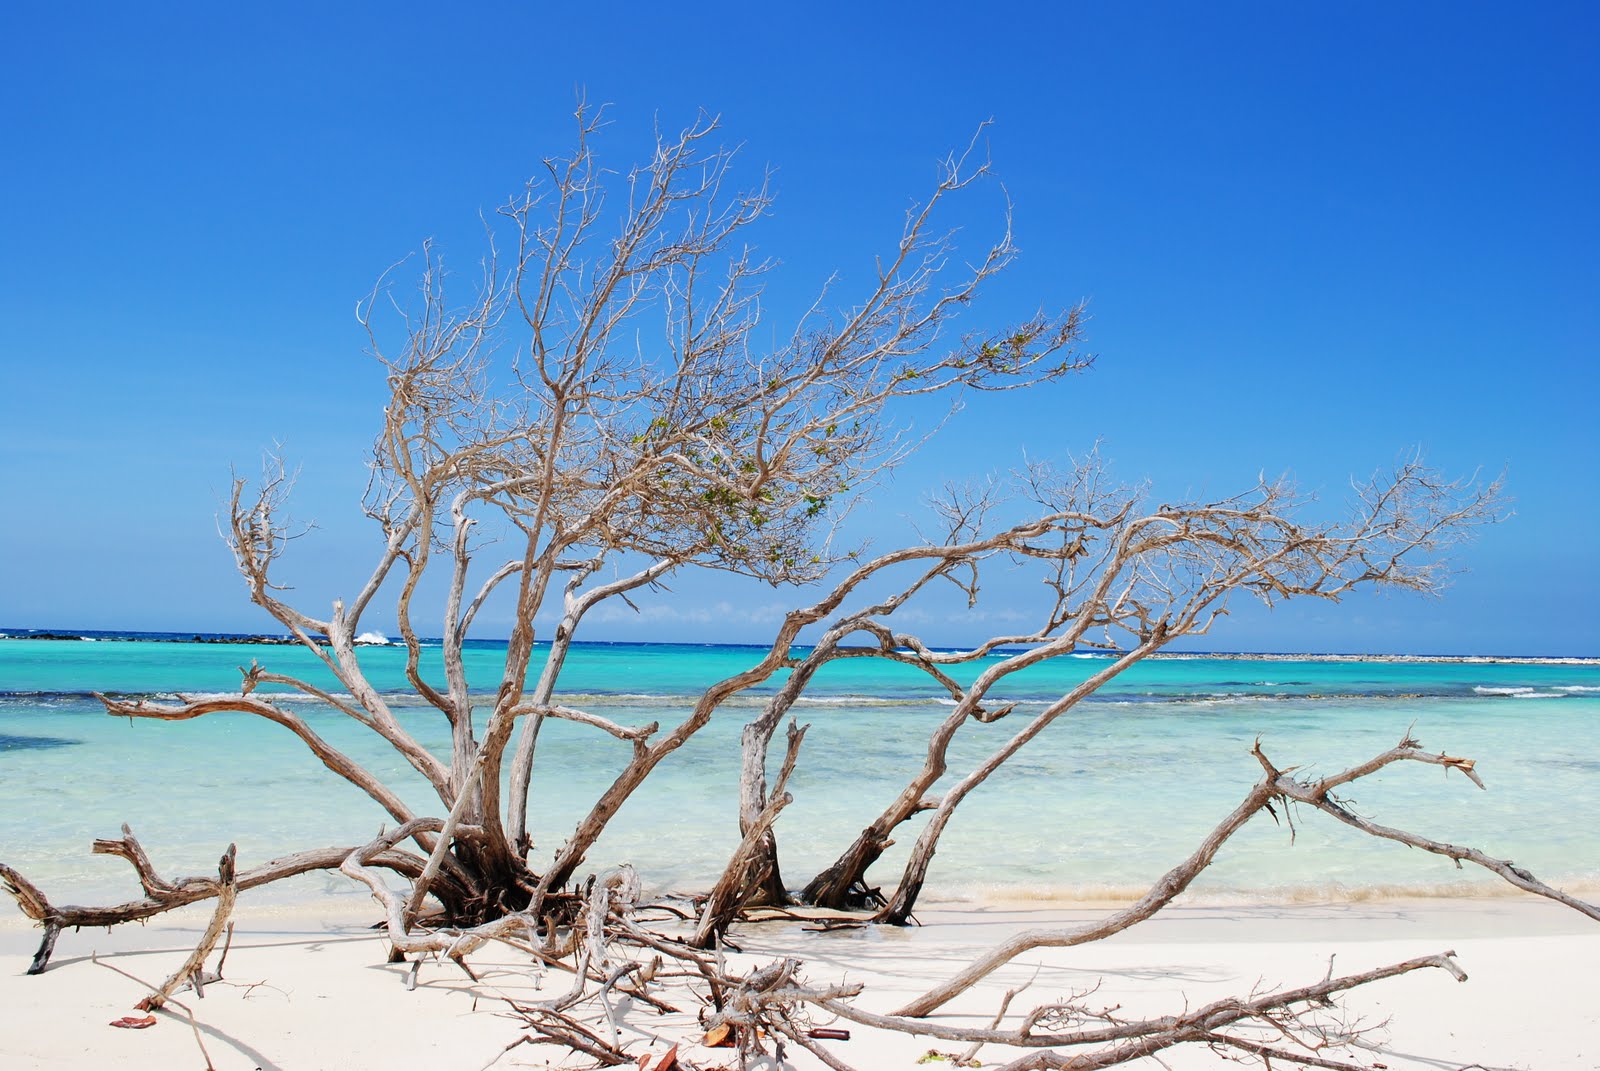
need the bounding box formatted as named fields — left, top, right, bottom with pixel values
left=1, top=2, right=1595, bottom=655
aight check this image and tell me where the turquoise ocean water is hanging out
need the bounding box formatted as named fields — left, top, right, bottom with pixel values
left=2, top=633, right=1596, bottom=909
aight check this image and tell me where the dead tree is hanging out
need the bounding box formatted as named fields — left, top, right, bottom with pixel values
left=4, top=104, right=1589, bottom=1071
left=3, top=104, right=1087, bottom=947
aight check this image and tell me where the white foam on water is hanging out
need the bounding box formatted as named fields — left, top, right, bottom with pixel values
left=1473, top=685, right=1569, bottom=699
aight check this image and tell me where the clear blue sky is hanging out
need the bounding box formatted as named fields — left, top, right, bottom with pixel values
left=2, top=2, right=1595, bottom=655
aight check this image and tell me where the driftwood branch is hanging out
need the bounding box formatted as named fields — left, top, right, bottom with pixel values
left=898, top=733, right=1596, bottom=1017
left=814, top=953, right=1464, bottom=1067
left=896, top=780, right=1276, bottom=1016
left=136, top=844, right=237, bottom=1011
left=692, top=720, right=809, bottom=948
left=1263, top=737, right=1600, bottom=922
left=3, top=827, right=436, bottom=973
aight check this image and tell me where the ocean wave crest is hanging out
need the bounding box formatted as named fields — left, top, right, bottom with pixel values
left=1473, top=685, right=1569, bottom=699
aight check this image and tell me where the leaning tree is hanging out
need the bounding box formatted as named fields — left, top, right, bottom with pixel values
left=5, top=106, right=1592, bottom=1070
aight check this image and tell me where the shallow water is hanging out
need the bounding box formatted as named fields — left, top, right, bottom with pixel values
left=2, top=635, right=1596, bottom=906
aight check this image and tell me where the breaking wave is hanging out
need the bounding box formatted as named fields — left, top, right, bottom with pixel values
left=1473, top=685, right=1568, bottom=699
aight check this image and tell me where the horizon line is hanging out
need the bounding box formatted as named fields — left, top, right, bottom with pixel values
left=1, top=626, right=1594, bottom=664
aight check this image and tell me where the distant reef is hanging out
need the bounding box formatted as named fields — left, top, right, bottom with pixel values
left=3, top=631, right=329, bottom=646
left=1141, top=651, right=1598, bottom=666
left=0, top=630, right=1592, bottom=665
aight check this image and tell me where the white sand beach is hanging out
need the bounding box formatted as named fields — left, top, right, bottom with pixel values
left=3, top=896, right=1594, bottom=1070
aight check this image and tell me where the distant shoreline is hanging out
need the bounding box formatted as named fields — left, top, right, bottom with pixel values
left=2, top=628, right=1593, bottom=665
left=4, top=630, right=318, bottom=646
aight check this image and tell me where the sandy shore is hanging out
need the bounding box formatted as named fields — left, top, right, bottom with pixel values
left=2, top=896, right=1595, bottom=1070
